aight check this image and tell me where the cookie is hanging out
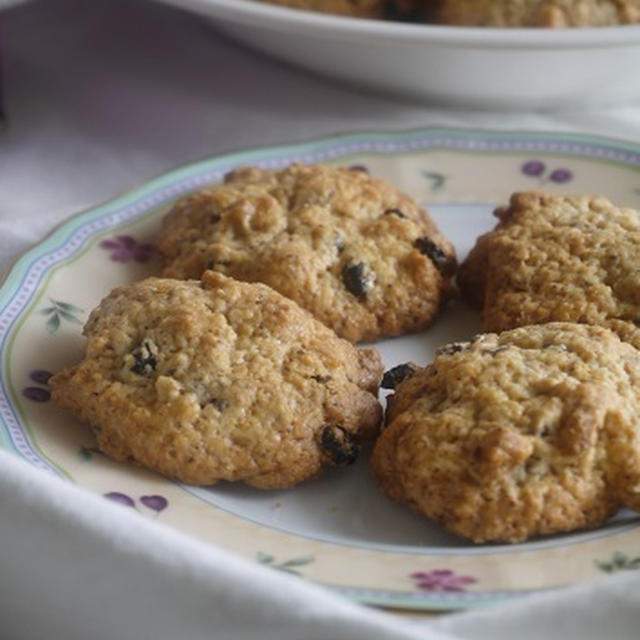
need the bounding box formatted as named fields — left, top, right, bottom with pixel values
left=371, top=322, right=640, bottom=543
left=158, top=164, right=456, bottom=343
left=458, top=192, right=640, bottom=334
left=435, top=0, right=640, bottom=26
left=50, top=271, right=383, bottom=488
left=256, top=0, right=387, bottom=18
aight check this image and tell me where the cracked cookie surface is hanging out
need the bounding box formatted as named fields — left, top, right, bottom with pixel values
left=458, top=192, right=640, bottom=334
left=371, top=323, right=640, bottom=543
left=50, top=271, right=383, bottom=488
left=157, top=164, right=456, bottom=343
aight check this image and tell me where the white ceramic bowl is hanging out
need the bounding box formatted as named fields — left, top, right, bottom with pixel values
left=156, top=0, right=640, bottom=109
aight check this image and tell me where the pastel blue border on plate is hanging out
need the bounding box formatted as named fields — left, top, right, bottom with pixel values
left=2, top=127, right=640, bottom=609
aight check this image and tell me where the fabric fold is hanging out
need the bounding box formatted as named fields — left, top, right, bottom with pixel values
left=0, top=450, right=458, bottom=640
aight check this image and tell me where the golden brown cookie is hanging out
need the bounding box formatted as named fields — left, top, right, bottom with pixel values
left=435, top=0, right=640, bottom=26
left=158, top=164, right=456, bottom=343
left=458, top=192, right=640, bottom=334
left=50, top=272, right=383, bottom=488
left=371, top=323, right=640, bottom=543
left=256, top=0, right=386, bottom=18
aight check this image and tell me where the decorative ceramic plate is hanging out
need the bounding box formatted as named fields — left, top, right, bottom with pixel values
left=3, top=128, right=640, bottom=611
left=154, top=0, right=640, bottom=108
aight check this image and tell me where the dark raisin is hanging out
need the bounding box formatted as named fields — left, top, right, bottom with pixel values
left=210, top=213, right=221, bottom=224
left=208, top=398, right=228, bottom=411
left=414, top=237, right=455, bottom=276
left=205, top=260, right=215, bottom=270
left=349, top=165, right=369, bottom=173
left=381, top=363, right=418, bottom=390
left=130, top=341, right=157, bottom=375
left=383, top=208, right=406, bottom=219
left=342, top=262, right=374, bottom=300
left=320, top=425, right=359, bottom=466
left=311, top=375, right=332, bottom=383
left=435, top=342, right=468, bottom=357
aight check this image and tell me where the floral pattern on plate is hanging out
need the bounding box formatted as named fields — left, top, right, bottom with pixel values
left=22, top=369, right=53, bottom=403
left=100, top=235, right=155, bottom=263
left=3, top=129, right=640, bottom=611
left=104, top=491, right=169, bottom=515
left=39, top=300, right=83, bottom=334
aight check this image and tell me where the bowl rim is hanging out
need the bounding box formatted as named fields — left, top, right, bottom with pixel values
left=186, top=0, right=640, bottom=47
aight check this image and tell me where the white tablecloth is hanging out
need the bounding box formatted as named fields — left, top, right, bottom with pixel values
left=2, top=1, right=640, bottom=638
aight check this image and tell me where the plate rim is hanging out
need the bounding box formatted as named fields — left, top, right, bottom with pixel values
left=4, top=124, right=640, bottom=457
left=3, top=124, right=640, bottom=299
left=3, top=125, right=640, bottom=609
left=3, top=124, right=640, bottom=456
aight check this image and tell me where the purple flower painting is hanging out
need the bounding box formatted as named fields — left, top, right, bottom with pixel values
left=548, top=168, right=573, bottom=184
left=411, top=569, right=477, bottom=592
left=103, top=491, right=169, bottom=515
left=22, top=369, right=54, bottom=402
left=521, top=160, right=546, bottom=177
left=521, top=160, right=573, bottom=185
left=140, top=495, right=169, bottom=513
left=100, top=236, right=154, bottom=263
left=104, top=492, right=136, bottom=508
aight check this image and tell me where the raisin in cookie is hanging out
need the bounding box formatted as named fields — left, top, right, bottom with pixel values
left=158, top=164, right=456, bottom=343
left=458, top=192, right=640, bottom=334
left=256, top=0, right=386, bottom=18
left=436, top=0, right=640, bottom=26
left=50, top=271, right=383, bottom=488
left=371, top=323, right=640, bottom=543
left=389, top=0, right=435, bottom=17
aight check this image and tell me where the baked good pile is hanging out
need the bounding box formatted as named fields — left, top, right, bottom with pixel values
left=51, top=163, right=453, bottom=488
left=257, top=0, right=640, bottom=27
left=51, top=162, right=640, bottom=544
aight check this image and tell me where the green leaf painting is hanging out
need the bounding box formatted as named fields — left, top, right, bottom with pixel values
left=39, top=299, right=83, bottom=333
left=595, top=551, right=640, bottom=573
left=256, top=552, right=315, bottom=576
left=422, top=170, right=447, bottom=192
